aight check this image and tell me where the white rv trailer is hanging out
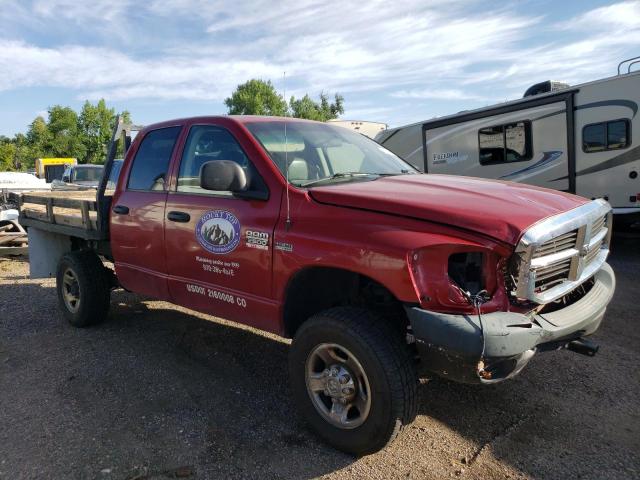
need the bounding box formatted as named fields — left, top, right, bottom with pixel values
left=327, top=119, right=388, bottom=139
left=376, top=60, right=640, bottom=219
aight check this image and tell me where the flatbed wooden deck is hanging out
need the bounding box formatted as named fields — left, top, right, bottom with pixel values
left=15, top=190, right=109, bottom=240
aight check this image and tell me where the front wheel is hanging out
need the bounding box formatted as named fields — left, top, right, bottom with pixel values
left=56, top=250, right=111, bottom=327
left=289, top=307, right=418, bottom=455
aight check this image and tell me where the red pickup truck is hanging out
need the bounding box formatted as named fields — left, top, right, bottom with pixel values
left=18, top=115, right=615, bottom=455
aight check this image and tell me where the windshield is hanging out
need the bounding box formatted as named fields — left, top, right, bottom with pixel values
left=74, top=166, right=103, bottom=182
left=245, top=121, right=417, bottom=186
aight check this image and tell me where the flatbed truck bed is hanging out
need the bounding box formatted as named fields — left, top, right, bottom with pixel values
left=16, top=190, right=107, bottom=240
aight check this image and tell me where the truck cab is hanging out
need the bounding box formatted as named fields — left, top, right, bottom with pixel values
left=52, top=164, right=105, bottom=191
left=19, top=116, right=616, bottom=455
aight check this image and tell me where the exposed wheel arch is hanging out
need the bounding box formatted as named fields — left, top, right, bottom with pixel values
left=282, top=266, right=408, bottom=338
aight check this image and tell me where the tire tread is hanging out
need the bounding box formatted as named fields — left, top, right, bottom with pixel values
left=291, top=306, right=418, bottom=454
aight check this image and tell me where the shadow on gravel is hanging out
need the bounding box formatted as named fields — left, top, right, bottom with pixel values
left=0, top=283, right=354, bottom=479
left=1, top=236, right=638, bottom=479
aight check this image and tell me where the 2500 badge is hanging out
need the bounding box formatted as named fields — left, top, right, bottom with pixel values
left=195, top=210, right=241, bottom=255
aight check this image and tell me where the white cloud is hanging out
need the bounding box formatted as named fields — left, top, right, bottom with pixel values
left=0, top=40, right=283, bottom=101
left=0, top=0, right=638, bottom=127
left=558, top=1, right=640, bottom=30
left=391, top=88, right=490, bottom=101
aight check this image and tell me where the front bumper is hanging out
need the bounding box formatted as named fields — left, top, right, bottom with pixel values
left=405, top=262, right=616, bottom=384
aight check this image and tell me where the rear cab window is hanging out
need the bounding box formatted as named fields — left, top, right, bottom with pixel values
left=127, top=126, right=182, bottom=191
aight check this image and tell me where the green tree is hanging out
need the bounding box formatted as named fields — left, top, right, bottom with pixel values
left=12, top=133, right=33, bottom=170
left=46, top=106, right=86, bottom=160
left=0, top=142, right=17, bottom=171
left=26, top=116, right=50, bottom=160
left=289, top=92, right=344, bottom=121
left=0, top=100, right=132, bottom=172
left=78, top=99, right=115, bottom=164
left=224, top=79, right=288, bottom=116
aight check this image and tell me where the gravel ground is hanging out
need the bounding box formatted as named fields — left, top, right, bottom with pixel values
left=0, top=235, right=638, bottom=480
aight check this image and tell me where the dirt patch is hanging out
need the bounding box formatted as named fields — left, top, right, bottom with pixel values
left=0, top=236, right=638, bottom=479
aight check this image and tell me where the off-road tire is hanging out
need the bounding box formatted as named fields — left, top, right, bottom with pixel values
left=56, top=250, right=111, bottom=327
left=289, top=307, right=418, bottom=455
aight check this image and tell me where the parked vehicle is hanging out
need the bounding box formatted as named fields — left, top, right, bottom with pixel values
left=0, top=172, right=50, bottom=193
left=16, top=115, right=615, bottom=455
left=35, top=158, right=77, bottom=182
left=376, top=60, right=640, bottom=224
left=51, top=164, right=104, bottom=191
left=327, top=119, right=388, bottom=139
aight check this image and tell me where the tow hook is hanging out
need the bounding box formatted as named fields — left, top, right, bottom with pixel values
left=566, top=338, right=599, bottom=357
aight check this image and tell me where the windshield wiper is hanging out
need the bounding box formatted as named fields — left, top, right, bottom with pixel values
left=300, top=172, right=400, bottom=188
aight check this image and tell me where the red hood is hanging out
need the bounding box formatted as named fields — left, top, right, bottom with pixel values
left=308, top=174, right=588, bottom=245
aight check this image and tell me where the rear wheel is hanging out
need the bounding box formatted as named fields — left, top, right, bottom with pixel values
left=289, top=307, right=418, bottom=455
left=56, top=250, right=111, bottom=327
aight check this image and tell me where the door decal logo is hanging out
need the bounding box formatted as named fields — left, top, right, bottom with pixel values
left=195, top=210, right=241, bottom=255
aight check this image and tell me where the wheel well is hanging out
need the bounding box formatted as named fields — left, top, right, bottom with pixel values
left=282, top=267, right=408, bottom=338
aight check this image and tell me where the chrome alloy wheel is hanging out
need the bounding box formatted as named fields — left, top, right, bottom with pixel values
left=305, top=343, right=372, bottom=429
left=62, top=267, right=81, bottom=313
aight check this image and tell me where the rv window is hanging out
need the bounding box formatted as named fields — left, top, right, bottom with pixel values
left=607, top=120, right=628, bottom=149
left=583, top=120, right=630, bottom=153
left=583, top=124, right=606, bottom=152
left=478, top=121, right=531, bottom=165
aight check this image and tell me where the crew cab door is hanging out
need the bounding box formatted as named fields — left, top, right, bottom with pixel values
left=164, top=122, right=281, bottom=331
left=110, top=125, right=183, bottom=299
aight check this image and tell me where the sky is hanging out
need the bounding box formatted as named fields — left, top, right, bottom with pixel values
left=0, top=0, right=639, bottom=137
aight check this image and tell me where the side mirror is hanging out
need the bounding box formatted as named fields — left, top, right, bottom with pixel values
left=200, top=160, right=247, bottom=192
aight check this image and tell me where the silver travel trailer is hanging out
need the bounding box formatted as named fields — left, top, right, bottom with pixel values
left=376, top=60, right=640, bottom=220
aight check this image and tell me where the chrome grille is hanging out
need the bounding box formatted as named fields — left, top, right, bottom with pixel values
left=591, top=215, right=607, bottom=237
left=534, top=258, right=572, bottom=287
left=532, top=230, right=578, bottom=259
left=510, top=200, right=612, bottom=304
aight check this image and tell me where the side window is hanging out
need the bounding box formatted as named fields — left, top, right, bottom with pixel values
left=127, top=126, right=181, bottom=191
left=478, top=121, right=531, bottom=165
left=583, top=123, right=606, bottom=152
left=607, top=120, right=628, bottom=149
left=478, top=125, right=505, bottom=164
left=177, top=125, right=253, bottom=195
left=583, top=119, right=630, bottom=153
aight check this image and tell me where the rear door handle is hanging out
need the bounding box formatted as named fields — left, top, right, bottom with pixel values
left=112, top=205, right=129, bottom=215
left=167, top=211, right=191, bottom=223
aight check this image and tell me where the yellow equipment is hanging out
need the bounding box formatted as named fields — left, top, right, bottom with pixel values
left=35, top=158, right=77, bottom=182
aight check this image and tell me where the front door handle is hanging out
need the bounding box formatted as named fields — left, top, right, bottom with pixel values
left=112, top=205, right=129, bottom=215
left=167, top=211, right=191, bottom=223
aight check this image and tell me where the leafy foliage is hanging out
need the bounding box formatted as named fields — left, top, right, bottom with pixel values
left=78, top=100, right=114, bottom=164
left=289, top=92, right=344, bottom=121
left=0, top=100, right=131, bottom=171
left=225, top=79, right=344, bottom=121
left=224, top=79, right=288, bottom=116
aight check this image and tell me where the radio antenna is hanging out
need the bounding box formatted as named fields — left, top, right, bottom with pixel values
left=283, top=71, right=292, bottom=231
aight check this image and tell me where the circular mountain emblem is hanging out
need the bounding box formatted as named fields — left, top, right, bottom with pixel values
left=195, top=210, right=241, bottom=255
